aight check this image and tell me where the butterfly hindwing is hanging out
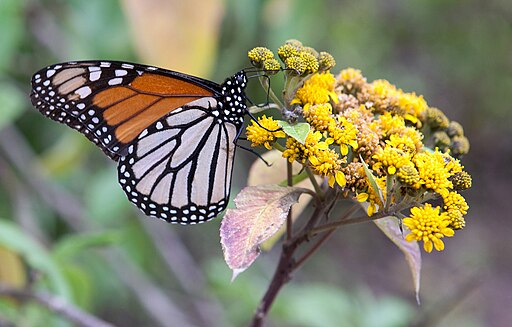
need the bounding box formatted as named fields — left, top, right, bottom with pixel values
left=117, top=98, right=239, bottom=224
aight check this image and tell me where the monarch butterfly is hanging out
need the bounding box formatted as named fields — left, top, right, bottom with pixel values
left=30, top=61, right=249, bottom=225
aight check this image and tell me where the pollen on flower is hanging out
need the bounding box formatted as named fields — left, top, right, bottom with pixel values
left=300, top=52, right=320, bottom=74
left=309, top=149, right=345, bottom=188
left=422, top=107, right=450, bottom=129
left=285, top=56, right=306, bottom=75
left=359, top=79, right=400, bottom=114
left=246, top=115, right=286, bottom=150
left=403, top=203, right=455, bottom=253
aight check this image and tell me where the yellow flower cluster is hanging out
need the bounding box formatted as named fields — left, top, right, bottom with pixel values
left=246, top=41, right=472, bottom=253
left=246, top=115, right=286, bottom=150
left=403, top=204, right=455, bottom=253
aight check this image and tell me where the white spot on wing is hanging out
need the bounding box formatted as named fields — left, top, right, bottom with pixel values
left=108, top=78, right=123, bottom=85
left=75, top=86, right=92, bottom=99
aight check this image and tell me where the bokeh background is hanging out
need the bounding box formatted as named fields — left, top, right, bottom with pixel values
left=0, top=0, right=510, bottom=326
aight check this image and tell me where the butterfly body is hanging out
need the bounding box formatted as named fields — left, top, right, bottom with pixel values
left=30, top=61, right=248, bottom=224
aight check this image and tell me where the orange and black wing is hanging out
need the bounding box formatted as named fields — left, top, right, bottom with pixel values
left=30, top=61, right=221, bottom=160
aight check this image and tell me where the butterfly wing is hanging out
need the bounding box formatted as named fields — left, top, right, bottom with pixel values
left=30, top=61, right=220, bottom=160
left=118, top=98, right=239, bottom=224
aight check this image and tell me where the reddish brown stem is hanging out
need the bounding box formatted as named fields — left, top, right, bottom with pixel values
left=250, top=193, right=335, bottom=327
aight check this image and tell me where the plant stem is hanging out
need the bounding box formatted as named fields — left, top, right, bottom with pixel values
left=286, top=160, right=293, bottom=240
left=250, top=194, right=335, bottom=327
left=305, top=167, right=324, bottom=200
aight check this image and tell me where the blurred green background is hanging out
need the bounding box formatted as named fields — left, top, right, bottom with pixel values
left=0, top=0, right=510, bottom=326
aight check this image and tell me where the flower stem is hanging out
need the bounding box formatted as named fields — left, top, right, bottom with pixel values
left=258, top=76, right=284, bottom=109
left=250, top=193, right=336, bottom=327
left=305, top=167, right=324, bottom=200
left=286, top=160, right=293, bottom=240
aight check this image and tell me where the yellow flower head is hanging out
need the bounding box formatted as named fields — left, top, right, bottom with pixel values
left=327, top=116, right=359, bottom=155
left=373, top=112, right=406, bottom=137
left=303, top=103, right=335, bottom=132
left=318, top=52, right=336, bottom=71
left=357, top=176, right=386, bottom=216
left=403, top=203, right=455, bottom=253
left=397, top=163, right=421, bottom=188
left=292, top=73, right=338, bottom=105
left=278, top=43, right=301, bottom=61
left=263, top=58, right=281, bottom=73
left=450, top=171, right=472, bottom=191
left=337, top=68, right=367, bottom=96
left=439, top=189, right=469, bottom=230
left=412, top=150, right=453, bottom=192
left=386, top=133, right=419, bottom=155
left=246, top=115, right=286, bottom=150
left=300, top=51, right=320, bottom=74
left=248, top=47, right=275, bottom=64
left=283, top=130, right=328, bottom=164
left=397, top=91, right=428, bottom=122
left=372, top=145, right=412, bottom=175
left=360, top=79, right=400, bottom=113
left=309, top=149, right=346, bottom=188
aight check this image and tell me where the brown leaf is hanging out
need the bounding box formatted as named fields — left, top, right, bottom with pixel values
left=220, top=185, right=310, bottom=279
left=120, top=0, right=224, bottom=77
left=374, top=216, right=422, bottom=303
left=247, top=150, right=321, bottom=250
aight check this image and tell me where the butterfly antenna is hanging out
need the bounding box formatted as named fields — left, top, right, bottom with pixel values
left=235, top=144, right=272, bottom=167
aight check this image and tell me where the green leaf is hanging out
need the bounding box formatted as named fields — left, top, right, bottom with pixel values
left=277, top=121, right=310, bottom=144
left=0, top=0, right=24, bottom=72
left=52, top=231, right=123, bottom=261
left=0, top=219, right=71, bottom=300
left=0, top=82, right=25, bottom=130
left=360, top=155, right=384, bottom=204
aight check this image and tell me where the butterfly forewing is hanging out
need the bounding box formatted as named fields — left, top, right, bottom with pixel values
left=30, top=61, right=219, bottom=160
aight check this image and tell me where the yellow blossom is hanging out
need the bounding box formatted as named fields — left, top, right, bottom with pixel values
left=412, top=151, right=453, bottom=192
left=397, top=163, right=421, bottom=188
left=403, top=204, right=455, bottom=253
left=373, top=146, right=412, bottom=175
left=357, top=176, right=386, bottom=216
left=439, top=189, right=469, bottom=230
left=292, top=73, right=338, bottom=105
left=303, top=103, right=335, bottom=132
left=360, top=79, right=400, bottom=113
left=248, top=47, right=275, bottom=64
left=337, top=68, right=367, bottom=95
left=283, top=130, right=328, bottom=163
left=386, top=133, right=418, bottom=154
left=246, top=115, right=286, bottom=150
left=327, top=116, right=359, bottom=155
left=309, top=149, right=346, bottom=188
left=397, top=91, right=428, bottom=122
